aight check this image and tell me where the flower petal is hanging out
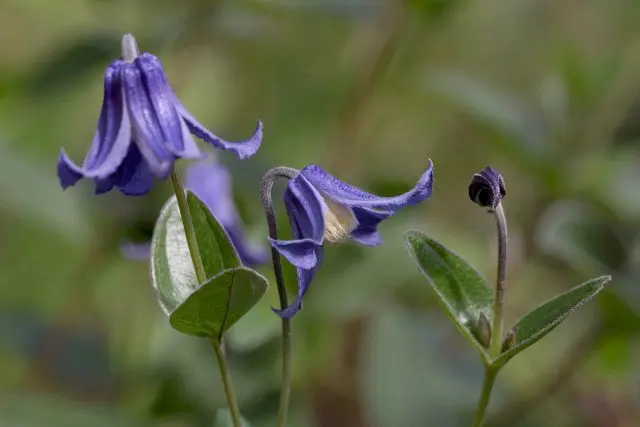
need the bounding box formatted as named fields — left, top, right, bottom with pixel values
left=122, top=62, right=174, bottom=178
left=300, top=160, right=434, bottom=211
left=270, top=238, right=321, bottom=270
left=284, top=174, right=328, bottom=244
left=272, top=250, right=323, bottom=319
left=135, top=53, right=202, bottom=160
left=175, top=99, right=262, bottom=159
left=350, top=207, right=393, bottom=246
left=58, top=61, right=132, bottom=188
left=93, top=144, right=154, bottom=195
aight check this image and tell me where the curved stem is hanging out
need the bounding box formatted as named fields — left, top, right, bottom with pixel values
left=170, top=169, right=241, bottom=427
left=490, top=202, right=508, bottom=359
left=212, top=340, right=243, bottom=427
left=473, top=367, right=498, bottom=427
left=260, top=166, right=299, bottom=427
left=170, top=169, right=206, bottom=284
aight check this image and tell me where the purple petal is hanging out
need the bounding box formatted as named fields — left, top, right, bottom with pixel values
left=122, top=62, right=174, bottom=178
left=135, top=54, right=202, bottom=160
left=272, top=250, right=323, bottom=319
left=284, top=174, right=328, bottom=243
left=300, top=160, right=434, bottom=211
left=175, top=99, right=262, bottom=159
left=350, top=207, right=393, bottom=246
left=58, top=61, right=132, bottom=188
left=93, top=144, right=154, bottom=195
left=270, top=238, right=321, bottom=270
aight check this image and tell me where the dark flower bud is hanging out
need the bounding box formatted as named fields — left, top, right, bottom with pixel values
left=468, top=167, right=506, bottom=209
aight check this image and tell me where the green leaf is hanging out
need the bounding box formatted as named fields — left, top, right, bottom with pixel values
left=404, top=230, right=494, bottom=362
left=151, top=193, right=241, bottom=315
left=495, top=275, right=611, bottom=367
left=169, top=267, right=269, bottom=339
left=187, top=191, right=242, bottom=276
left=215, top=409, right=251, bottom=427
left=151, top=193, right=268, bottom=339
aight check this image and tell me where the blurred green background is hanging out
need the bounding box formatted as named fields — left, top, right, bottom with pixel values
left=1, top=0, right=639, bottom=426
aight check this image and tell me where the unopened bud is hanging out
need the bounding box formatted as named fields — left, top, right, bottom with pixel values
left=472, top=312, right=492, bottom=349
left=468, top=167, right=506, bottom=209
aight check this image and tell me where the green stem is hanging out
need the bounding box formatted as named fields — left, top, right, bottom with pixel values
left=489, top=202, right=508, bottom=359
left=170, top=169, right=206, bottom=284
left=212, top=340, right=243, bottom=427
left=260, top=167, right=299, bottom=427
left=473, top=367, right=498, bottom=427
left=170, top=169, right=241, bottom=427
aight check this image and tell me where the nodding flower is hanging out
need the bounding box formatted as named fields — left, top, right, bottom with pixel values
left=58, top=33, right=262, bottom=196
left=270, top=161, right=434, bottom=318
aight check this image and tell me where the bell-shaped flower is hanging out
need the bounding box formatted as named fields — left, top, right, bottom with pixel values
left=271, top=161, right=434, bottom=318
left=57, top=33, right=262, bottom=196
left=119, top=159, right=268, bottom=268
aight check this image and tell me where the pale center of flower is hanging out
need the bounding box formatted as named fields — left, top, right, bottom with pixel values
left=121, top=33, right=140, bottom=63
left=323, top=198, right=358, bottom=243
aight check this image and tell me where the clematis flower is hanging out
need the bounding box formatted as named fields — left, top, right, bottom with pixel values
left=120, top=159, right=268, bottom=267
left=468, top=167, right=506, bottom=209
left=270, top=161, right=434, bottom=318
left=57, top=33, right=262, bottom=196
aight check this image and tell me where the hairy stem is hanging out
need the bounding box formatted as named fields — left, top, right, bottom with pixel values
left=490, top=202, right=508, bottom=359
left=260, top=166, right=299, bottom=427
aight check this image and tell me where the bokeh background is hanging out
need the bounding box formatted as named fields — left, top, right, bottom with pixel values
left=1, top=0, right=639, bottom=426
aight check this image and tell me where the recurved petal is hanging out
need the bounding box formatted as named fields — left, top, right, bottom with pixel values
left=175, top=99, right=262, bottom=159
left=135, top=54, right=202, bottom=160
left=272, top=252, right=323, bottom=319
left=122, top=62, right=174, bottom=178
left=270, top=238, right=321, bottom=270
left=300, top=160, right=434, bottom=211
left=350, top=207, right=393, bottom=246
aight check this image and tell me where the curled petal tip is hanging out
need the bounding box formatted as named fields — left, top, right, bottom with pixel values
left=57, top=149, right=83, bottom=189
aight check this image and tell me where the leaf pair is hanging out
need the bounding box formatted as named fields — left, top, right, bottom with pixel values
left=405, top=230, right=610, bottom=367
left=151, top=191, right=268, bottom=339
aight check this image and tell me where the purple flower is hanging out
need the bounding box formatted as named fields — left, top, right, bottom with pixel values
left=468, top=167, right=506, bottom=209
left=57, top=34, right=262, bottom=196
left=185, top=160, right=268, bottom=267
left=271, top=161, right=434, bottom=318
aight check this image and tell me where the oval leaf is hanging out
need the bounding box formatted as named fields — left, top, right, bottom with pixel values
left=404, top=230, right=494, bottom=363
left=151, top=192, right=241, bottom=315
left=170, top=267, right=268, bottom=339
left=495, top=275, right=611, bottom=367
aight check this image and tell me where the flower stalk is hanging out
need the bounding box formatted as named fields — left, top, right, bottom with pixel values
left=170, top=169, right=242, bottom=427
left=260, top=166, right=299, bottom=427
